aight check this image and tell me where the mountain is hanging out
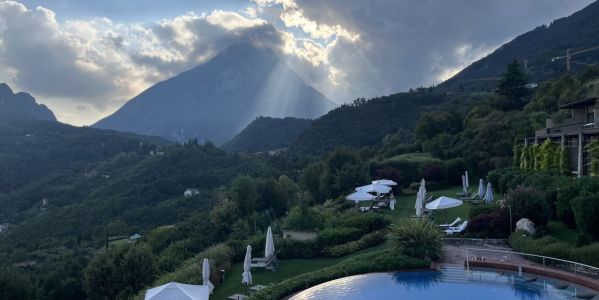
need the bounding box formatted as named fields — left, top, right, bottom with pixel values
left=0, top=119, right=169, bottom=195
left=94, top=43, right=335, bottom=144
left=221, top=116, right=312, bottom=153
left=0, top=83, right=56, bottom=121
left=289, top=91, right=454, bottom=155
left=439, top=1, right=599, bottom=92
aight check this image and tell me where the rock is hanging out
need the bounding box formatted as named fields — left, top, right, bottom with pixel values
left=516, top=218, right=535, bottom=234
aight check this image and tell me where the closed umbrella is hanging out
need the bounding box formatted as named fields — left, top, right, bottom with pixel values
left=477, top=179, right=485, bottom=198
left=346, top=191, right=375, bottom=203
left=425, top=196, right=463, bottom=210
left=265, top=226, right=274, bottom=259
left=415, top=188, right=423, bottom=217
left=355, top=184, right=392, bottom=194
left=415, top=179, right=426, bottom=217
left=465, top=171, right=470, bottom=190
left=242, top=245, right=252, bottom=286
left=202, top=258, right=214, bottom=294
left=372, top=179, right=397, bottom=186
left=484, top=183, right=494, bottom=203
left=462, top=175, right=467, bottom=194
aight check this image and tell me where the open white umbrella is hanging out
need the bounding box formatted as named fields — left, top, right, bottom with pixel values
left=202, top=258, right=214, bottom=294
left=484, top=183, right=494, bottom=203
left=372, top=179, right=397, bottom=186
left=425, top=196, right=463, bottom=210
left=477, top=179, right=485, bottom=198
left=346, top=191, right=375, bottom=203
left=355, top=184, right=391, bottom=194
left=242, top=245, right=252, bottom=286
left=265, top=226, right=274, bottom=259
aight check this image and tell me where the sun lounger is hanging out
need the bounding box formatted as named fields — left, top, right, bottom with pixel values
left=251, top=254, right=279, bottom=270
left=439, top=217, right=461, bottom=228
left=444, top=221, right=468, bottom=235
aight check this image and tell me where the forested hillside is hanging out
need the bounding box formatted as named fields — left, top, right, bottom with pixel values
left=221, top=117, right=312, bottom=153
left=439, top=0, right=599, bottom=92
left=289, top=91, right=454, bottom=155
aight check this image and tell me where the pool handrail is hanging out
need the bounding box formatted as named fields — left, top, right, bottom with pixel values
left=464, top=247, right=599, bottom=280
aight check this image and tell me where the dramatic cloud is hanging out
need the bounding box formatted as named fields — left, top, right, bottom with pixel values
left=0, top=0, right=593, bottom=125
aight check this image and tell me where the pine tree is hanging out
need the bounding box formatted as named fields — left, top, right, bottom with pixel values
left=496, top=60, right=528, bottom=110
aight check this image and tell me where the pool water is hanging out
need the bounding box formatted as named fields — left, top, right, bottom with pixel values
left=290, top=268, right=598, bottom=300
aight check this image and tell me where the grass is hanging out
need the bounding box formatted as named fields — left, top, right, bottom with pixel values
left=545, top=220, right=579, bottom=244
left=379, top=185, right=502, bottom=225
left=212, top=185, right=501, bottom=299
left=211, top=244, right=386, bottom=300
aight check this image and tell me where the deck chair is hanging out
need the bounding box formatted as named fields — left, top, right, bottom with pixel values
left=444, top=221, right=468, bottom=235
left=439, top=217, right=461, bottom=228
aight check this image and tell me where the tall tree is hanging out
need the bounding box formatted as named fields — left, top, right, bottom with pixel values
left=496, top=60, right=528, bottom=110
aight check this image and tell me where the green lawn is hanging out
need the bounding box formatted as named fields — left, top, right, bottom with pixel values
left=380, top=186, right=502, bottom=225
left=211, top=244, right=385, bottom=300
left=211, top=185, right=501, bottom=299
left=545, top=221, right=579, bottom=244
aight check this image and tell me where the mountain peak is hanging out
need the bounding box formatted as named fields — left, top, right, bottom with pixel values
left=0, top=83, right=57, bottom=122
left=94, top=43, right=334, bottom=144
left=0, top=83, right=14, bottom=98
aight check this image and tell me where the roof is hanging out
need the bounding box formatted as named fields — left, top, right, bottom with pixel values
left=144, top=282, right=209, bottom=300
left=559, top=97, right=598, bottom=109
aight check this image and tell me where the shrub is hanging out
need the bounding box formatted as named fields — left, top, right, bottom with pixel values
left=317, top=227, right=363, bottom=246
left=283, top=205, right=325, bottom=231
left=570, top=193, right=599, bottom=240
left=509, top=231, right=599, bottom=268
left=323, top=230, right=386, bottom=257
left=571, top=243, right=599, bottom=267
left=276, top=239, right=321, bottom=259
left=330, top=212, right=390, bottom=233
left=152, top=243, right=233, bottom=286
left=469, top=203, right=500, bottom=219
left=248, top=249, right=428, bottom=300
left=507, top=186, right=551, bottom=227
left=387, top=218, right=443, bottom=260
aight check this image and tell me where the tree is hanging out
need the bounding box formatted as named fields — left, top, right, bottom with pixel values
left=507, top=186, right=551, bottom=227
left=496, top=60, right=528, bottom=110
left=84, top=244, right=157, bottom=299
left=387, top=218, right=443, bottom=260
left=229, top=175, right=260, bottom=216
left=0, top=268, right=36, bottom=300
left=571, top=193, right=599, bottom=240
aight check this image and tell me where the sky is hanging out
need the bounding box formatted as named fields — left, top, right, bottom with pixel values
left=0, top=0, right=594, bottom=125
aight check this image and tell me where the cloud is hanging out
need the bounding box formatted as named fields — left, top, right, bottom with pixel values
left=0, top=0, right=593, bottom=125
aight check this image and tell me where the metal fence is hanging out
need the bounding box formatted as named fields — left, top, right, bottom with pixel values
left=465, top=247, right=599, bottom=281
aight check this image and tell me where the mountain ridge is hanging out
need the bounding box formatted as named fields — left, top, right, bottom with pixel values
left=0, top=83, right=56, bottom=122
left=94, top=43, right=335, bottom=144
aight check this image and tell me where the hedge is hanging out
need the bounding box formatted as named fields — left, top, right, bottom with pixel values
left=509, top=231, right=599, bottom=268
left=323, top=230, right=387, bottom=257
left=248, top=249, right=429, bottom=300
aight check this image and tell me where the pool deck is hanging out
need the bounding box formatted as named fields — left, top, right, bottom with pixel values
left=439, top=244, right=599, bottom=292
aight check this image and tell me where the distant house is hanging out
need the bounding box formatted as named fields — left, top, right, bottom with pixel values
left=40, top=198, right=49, bottom=211
left=130, top=233, right=141, bottom=241
left=527, top=97, right=599, bottom=176
left=184, top=188, right=200, bottom=197
left=150, top=150, right=165, bottom=156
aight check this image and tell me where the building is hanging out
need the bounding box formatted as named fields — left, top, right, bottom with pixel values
left=529, top=97, right=599, bottom=176
left=184, top=188, right=200, bottom=197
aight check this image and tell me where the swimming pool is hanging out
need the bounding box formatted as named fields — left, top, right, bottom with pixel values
left=289, top=267, right=598, bottom=300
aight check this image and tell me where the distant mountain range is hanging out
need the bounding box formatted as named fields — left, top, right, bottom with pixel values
left=439, top=0, right=599, bottom=92
left=94, top=43, right=335, bottom=144
left=221, top=116, right=312, bottom=153
left=0, top=83, right=56, bottom=122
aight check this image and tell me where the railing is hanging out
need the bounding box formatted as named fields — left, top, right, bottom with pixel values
left=465, top=248, right=599, bottom=281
